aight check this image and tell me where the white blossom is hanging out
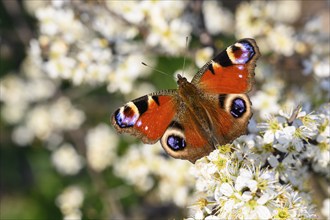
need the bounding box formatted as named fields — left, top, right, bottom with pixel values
left=56, top=185, right=84, bottom=220
left=202, top=1, right=234, bottom=35
left=51, top=143, right=84, bottom=175
left=86, top=123, right=119, bottom=172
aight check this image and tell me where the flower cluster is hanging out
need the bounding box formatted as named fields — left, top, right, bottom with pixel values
left=51, top=143, right=84, bottom=176
left=189, top=156, right=313, bottom=219
left=21, top=0, right=194, bottom=95
left=113, top=143, right=194, bottom=207
left=0, top=70, right=85, bottom=145
left=56, top=186, right=84, bottom=220
left=236, top=1, right=300, bottom=56
left=187, top=104, right=329, bottom=219
left=86, top=123, right=119, bottom=172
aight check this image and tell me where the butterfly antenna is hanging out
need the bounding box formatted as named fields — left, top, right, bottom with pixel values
left=181, top=36, right=190, bottom=77
left=141, top=62, right=172, bottom=78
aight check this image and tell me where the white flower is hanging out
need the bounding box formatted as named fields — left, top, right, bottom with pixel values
left=251, top=91, right=280, bottom=120
left=314, top=57, right=330, bottom=78
left=317, top=124, right=330, bottom=143
left=204, top=215, right=219, bottom=220
left=256, top=205, right=272, bottom=219
left=51, top=143, right=84, bottom=175
left=23, top=0, right=48, bottom=15
left=56, top=185, right=84, bottom=220
left=49, top=39, right=68, bottom=58
left=142, top=1, right=187, bottom=21
left=265, top=1, right=301, bottom=23
left=259, top=117, right=284, bottom=144
left=0, top=74, right=27, bottom=104
left=113, top=143, right=156, bottom=191
left=195, top=47, right=213, bottom=68
left=235, top=2, right=270, bottom=38
left=267, top=24, right=295, bottom=56
left=157, top=163, right=193, bottom=207
left=45, top=56, right=76, bottom=79
left=26, top=105, right=53, bottom=140
left=194, top=209, right=205, bottom=219
left=25, top=78, right=56, bottom=102
left=12, top=125, right=34, bottom=146
left=219, top=182, right=233, bottom=197
left=107, top=54, right=151, bottom=94
left=304, top=54, right=330, bottom=79
left=25, top=97, right=85, bottom=141
left=321, top=198, right=330, bottom=219
left=1, top=104, right=27, bottom=125
left=146, top=18, right=192, bottom=54
left=86, top=123, right=119, bottom=172
left=63, top=210, right=82, bottom=220
left=202, top=1, right=234, bottom=35
left=235, top=168, right=258, bottom=193
left=273, top=126, right=296, bottom=152
left=35, top=6, right=58, bottom=36
left=267, top=154, right=279, bottom=168
left=106, top=1, right=144, bottom=24
left=49, top=97, right=85, bottom=131
left=308, top=143, right=330, bottom=175
left=36, top=6, right=85, bottom=43
left=114, top=143, right=193, bottom=206
left=93, top=12, right=138, bottom=40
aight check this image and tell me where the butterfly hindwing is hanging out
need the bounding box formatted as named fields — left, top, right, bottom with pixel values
left=159, top=93, right=252, bottom=163
left=160, top=110, right=213, bottom=163
left=192, top=38, right=260, bottom=94
left=204, top=93, right=252, bottom=144
left=112, top=91, right=177, bottom=144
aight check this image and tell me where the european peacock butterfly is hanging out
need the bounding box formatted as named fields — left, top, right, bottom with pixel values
left=111, top=39, right=260, bottom=163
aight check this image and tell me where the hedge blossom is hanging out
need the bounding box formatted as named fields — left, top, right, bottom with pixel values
left=56, top=185, right=84, bottom=220
left=322, top=198, right=330, bottom=219
left=114, top=143, right=194, bottom=207
left=235, top=1, right=300, bottom=56
left=51, top=143, right=84, bottom=176
left=86, top=123, right=119, bottom=172
left=202, top=1, right=234, bottom=36
left=195, top=47, right=214, bottom=68
left=188, top=150, right=315, bottom=219
left=187, top=103, right=329, bottom=219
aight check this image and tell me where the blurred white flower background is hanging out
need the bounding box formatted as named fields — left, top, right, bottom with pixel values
left=0, top=0, right=329, bottom=219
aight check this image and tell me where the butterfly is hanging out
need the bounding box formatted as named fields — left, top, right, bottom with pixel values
left=111, top=39, right=260, bottom=163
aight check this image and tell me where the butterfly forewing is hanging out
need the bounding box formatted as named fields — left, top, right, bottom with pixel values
left=112, top=92, right=177, bottom=144
left=192, top=38, right=260, bottom=94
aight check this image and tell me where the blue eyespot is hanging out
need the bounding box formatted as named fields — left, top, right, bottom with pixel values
left=115, top=108, right=138, bottom=128
left=167, top=135, right=186, bottom=151
left=230, top=98, right=246, bottom=118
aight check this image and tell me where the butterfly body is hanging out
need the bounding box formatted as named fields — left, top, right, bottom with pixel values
left=112, top=39, right=260, bottom=163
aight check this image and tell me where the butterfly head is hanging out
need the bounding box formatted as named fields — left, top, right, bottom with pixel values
left=176, top=74, right=188, bottom=85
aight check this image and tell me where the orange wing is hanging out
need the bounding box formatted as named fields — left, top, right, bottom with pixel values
left=112, top=92, right=177, bottom=144
left=159, top=108, right=213, bottom=163
left=159, top=93, right=252, bottom=163
left=192, top=38, right=260, bottom=94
